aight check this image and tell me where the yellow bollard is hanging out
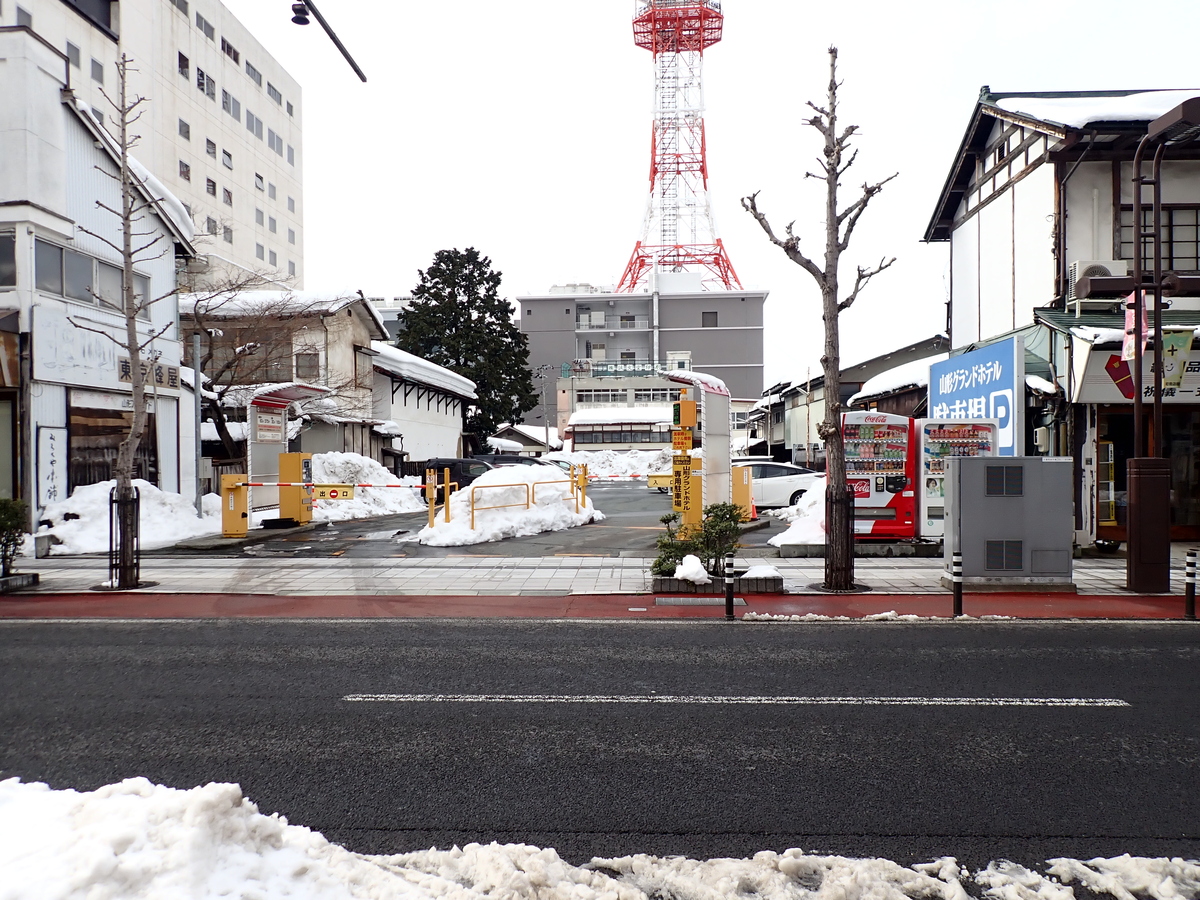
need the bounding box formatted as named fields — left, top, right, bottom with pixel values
left=426, top=468, right=436, bottom=530
left=444, top=467, right=452, bottom=522
left=580, top=464, right=588, bottom=511
left=221, top=473, right=249, bottom=538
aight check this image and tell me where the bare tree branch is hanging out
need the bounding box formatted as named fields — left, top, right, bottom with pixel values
left=740, top=191, right=824, bottom=283
left=838, top=257, right=897, bottom=312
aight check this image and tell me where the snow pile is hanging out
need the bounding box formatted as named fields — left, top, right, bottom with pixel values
left=545, top=449, right=673, bottom=478
left=743, top=564, right=781, bottom=579
left=673, top=554, right=711, bottom=584
left=310, top=452, right=425, bottom=522
left=0, top=776, right=1193, bottom=900
left=417, top=464, right=602, bottom=546
left=768, top=476, right=827, bottom=546
left=39, top=480, right=222, bottom=555
left=743, top=611, right=1014, bottom=622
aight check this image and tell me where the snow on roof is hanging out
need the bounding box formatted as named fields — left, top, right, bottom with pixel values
left=1026, top=374, right=1060, bottom=395
left=498, top=423, right=562, bottom=449
left=66, top=94, right=196, bottom=245
left=993, top=90, right=1200, bottom=130
left=487, top=436, right=525, bottom=452
left=568, top=407, right=673, bottom=426
left=752, top=393, right=780, bottom=411
left=848, top=353, right=948, bottom=406
left=1070, top=326, right=1126, bottom=345
left=179, top=291, right=389, bottom=338
left=218, top=381, right=330, bottom=408
left=664, top=369, right=730, bottom=396
left=370, top=341, right=477, bottom=399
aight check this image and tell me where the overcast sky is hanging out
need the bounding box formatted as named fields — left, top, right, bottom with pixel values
left=223, top=0, right=1200, bottom=388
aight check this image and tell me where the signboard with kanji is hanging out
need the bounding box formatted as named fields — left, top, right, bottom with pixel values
left=313, top=484, right=355, bottom=500
left=671, top=428, right=693, bottom=451
left=928, top=337, right=1024, bottom=456
left=672, top=454, right=691, bottom=511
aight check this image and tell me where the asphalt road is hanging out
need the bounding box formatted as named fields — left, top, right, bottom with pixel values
left=2, top=619, right=1197, bottom=869
left=172, top=482, right=787, bottom=559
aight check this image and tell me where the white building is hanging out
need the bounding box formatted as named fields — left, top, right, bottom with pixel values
left=371, top=342, right=477, bottom=464
left=0, top=27, right=195, bottom=510
left=8, top=0, right=304, bottom=287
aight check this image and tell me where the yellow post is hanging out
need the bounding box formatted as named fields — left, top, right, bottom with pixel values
left=580, top=464, right=588, bottom=510
left=444, top=467, right=452, bottom=522
left=731, top=465, right=752, bottom=521
left=278, top=452, right=313, bottom=525
left=426, top=468, right=436, bottom=530
left=221, top=473, right=249, bottom=538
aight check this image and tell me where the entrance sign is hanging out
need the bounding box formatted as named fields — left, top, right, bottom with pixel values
left=929, top=337, right=1025, bottom=456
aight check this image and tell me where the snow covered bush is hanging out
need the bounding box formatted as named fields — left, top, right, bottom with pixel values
left=652, top=502, right=745, bottom=577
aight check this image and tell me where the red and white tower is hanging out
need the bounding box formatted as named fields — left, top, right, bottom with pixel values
left=616, top=0, right=742, bottom=293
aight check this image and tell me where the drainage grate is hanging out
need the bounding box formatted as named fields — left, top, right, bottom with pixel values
left=656, top=597, right=746, bottom=606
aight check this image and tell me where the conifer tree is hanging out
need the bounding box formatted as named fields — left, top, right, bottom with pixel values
left=396, top=248, right=537, bottom=438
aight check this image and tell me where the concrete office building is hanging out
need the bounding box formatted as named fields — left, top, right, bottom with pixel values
left=7, top=0, right=304, bottom=287
left=518, top=273, right=767, bottom=435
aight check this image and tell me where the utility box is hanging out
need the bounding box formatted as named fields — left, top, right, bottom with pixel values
left=278, top=452, right=313, bottom=526
left=943, top=456, right=1074, bottom=589
left=732, top=465, right=752, bottom=520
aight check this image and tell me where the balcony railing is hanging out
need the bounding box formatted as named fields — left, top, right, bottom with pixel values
left=575, top=316, right=650, bottom=331
left=561, top=359, right=692, bottom=378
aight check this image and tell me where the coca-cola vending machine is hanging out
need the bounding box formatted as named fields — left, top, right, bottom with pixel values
left=841, top=411, right=917, bottom=539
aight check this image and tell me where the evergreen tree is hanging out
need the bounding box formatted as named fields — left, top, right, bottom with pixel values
left=396, top=248, right=537, bottom=438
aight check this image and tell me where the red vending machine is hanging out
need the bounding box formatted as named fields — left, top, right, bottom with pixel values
left=841, top=411, right=917, bottom=539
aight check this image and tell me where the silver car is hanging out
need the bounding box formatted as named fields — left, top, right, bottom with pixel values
left=737, top=461, right=819, bottom=508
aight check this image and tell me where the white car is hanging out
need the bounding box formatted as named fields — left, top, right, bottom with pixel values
left=736, top=460, right=819, bottom=508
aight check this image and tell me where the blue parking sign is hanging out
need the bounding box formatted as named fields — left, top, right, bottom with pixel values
left=928, top=336, right=1025, bottom=456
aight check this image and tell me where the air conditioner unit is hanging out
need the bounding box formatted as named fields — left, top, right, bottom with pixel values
left=1067, top=259, right=1128, bottom=301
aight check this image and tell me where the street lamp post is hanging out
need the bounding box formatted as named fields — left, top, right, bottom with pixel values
left=1125, top=99, right=1200, bottom=592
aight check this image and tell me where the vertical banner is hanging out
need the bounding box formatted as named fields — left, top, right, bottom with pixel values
left=37, top=426, right=68, bottom=508
left=1161, top=329, right=1194, bottom=388
left=1122, top=292, right=1147, bottom=362
left=928, top=337, right=1025, bottom=457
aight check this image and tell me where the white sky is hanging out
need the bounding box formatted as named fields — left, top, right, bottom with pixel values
left=221, top=0, right=1200, bottom=387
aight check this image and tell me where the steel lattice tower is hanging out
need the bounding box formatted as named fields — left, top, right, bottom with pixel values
left=616, top=0, right=742, bottom=293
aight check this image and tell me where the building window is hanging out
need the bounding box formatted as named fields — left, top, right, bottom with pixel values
left=246, top=112, right=263, bottom=140
left=91, top=59, right=104, bottom=84
left=16, top=6, right=30, bottom=27
left=295, top=353, right=319, bottom=380
left=178, top=118, right=190, bottom=140
left=286, top=145, right=295, bottom=166
left=1120, top=205, right=1200, bottom=273
left=170, top=0, right=188, bottom=15
left=222, top=91, right=241, bottom=121
left=268, top=183, right=276, bottom=200
left=178, top=52, right=189, bottom=78
left=287, top=260, right=296, bottom=277
left=287, top=228, right=295, bottom=245
left=245, top=60, right=262, bottom=86
left=0, top=235, right=16, bottom=288
left=633, top=388, right=681, bottom=402
left=287, top=196, right=295, bottom=212
left=267, top=83, right=282, bottom=105
left=702, top=311, right=718, bottom=327
left=255, top=208, right=264, bottom=226
left=66, top=42, right=80, bottom=68
left=267, top=130, right=283, bottom=155
left=206, top=138, right=217, bottom=158
left=91, top=109, right=103, bottom=125
left=205, top=178, right=216, bottom=196
left=255, top=244, right=265, bottom=261
left=268, top=249, right=277, bottom=267
left=222, top=149, right=233, bottom=169
left=286, top=101, right=294, bottom=117
left=195, top=11, right=215, bottom=40
left=34, top=239, right=147, bottom=317
left=34, top=240, right=63, bottom=295
left=223, top=226, right=233, bottom=243
left=222, top=188, right=233, bottom=206
left=220, top=37, right=239, bottom=63
left=268, top=217, right=276, bottom=234
left=178, top=160, right=191, bottom=181
left=254, top=173, right=264, bottom=191
left=205, top=216, right=217, bottom=235
left=196, top=68, right=216, bottom=100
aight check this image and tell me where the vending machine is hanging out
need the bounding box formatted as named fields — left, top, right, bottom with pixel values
left=916, top=418, right=998, bottom=538
left=841, top=411, right=917, bottom=539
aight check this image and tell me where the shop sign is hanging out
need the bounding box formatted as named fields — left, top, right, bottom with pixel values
left=37, top=426, right=67, bottom=507
left=1080, top=351, right=1200, bottom=403
left=118, top=357, right=180, bottom=390
left=929, top=337, right=1024, bottom=456
left=672, top=454, right=691, bottom=511
left=255, top=412, right=284, bottom=442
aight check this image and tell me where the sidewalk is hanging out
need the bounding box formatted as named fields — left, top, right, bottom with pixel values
left=2, top=554, right=1194, bottom=620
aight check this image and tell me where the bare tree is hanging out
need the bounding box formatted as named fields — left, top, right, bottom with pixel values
left=70, top=55, right=177, bottom=588
left=742, top=47, right=896, bottom=591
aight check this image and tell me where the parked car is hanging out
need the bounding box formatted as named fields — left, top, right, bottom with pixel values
left=737, top=460, right=819, bottom=508
left=483, top=455, right=559, bottom=469
left=423, top=457, right=494, bottom=499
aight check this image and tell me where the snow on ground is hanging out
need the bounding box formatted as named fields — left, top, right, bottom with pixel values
left=2, top=777, right=1194, bottom=900
left=545, top=449, right=673, bottom=478
left=673, top=554, right=711, bottom=583
left=743, top=564, right=781, bottom=579
left=417, top=464, right=602, bottom=547
left=309, top=452, right=425, bottom=522
left=38, top=480, right=223, bottom=555
left=743, top=611, right=1014, bottom=622
left=767, top=476, right=827, bottom=546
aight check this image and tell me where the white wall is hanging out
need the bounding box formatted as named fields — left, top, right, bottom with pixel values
left=373, top=376, right=466, bottom=460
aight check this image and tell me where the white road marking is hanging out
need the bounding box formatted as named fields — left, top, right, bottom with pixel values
left=342, top=693, right=1129, bottom=707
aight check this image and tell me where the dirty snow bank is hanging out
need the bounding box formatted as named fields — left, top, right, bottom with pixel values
left=417, top=464, right=602, bottom=546
left=3, top=776, right=1194, bottom=900
left=767, top=476, right=827, bottom=546
left=39, top=480, right=222, bottom=555
left=310, top=451, right=424, bottom=522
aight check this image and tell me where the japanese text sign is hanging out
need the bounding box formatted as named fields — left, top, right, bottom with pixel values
left=928, top=336, right=1024, bottom=456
